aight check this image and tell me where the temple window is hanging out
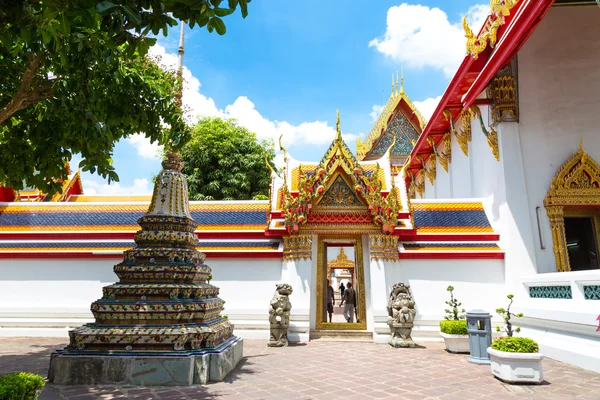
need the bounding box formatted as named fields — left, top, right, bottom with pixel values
left=563, top=210, right=600, bottom=271
left=544, top=142, right=600, bottom=272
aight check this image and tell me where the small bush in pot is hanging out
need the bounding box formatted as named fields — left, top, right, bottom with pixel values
left=491, top=337, right=539, bottom=353
left=0, top=372, right=45, bottom=400
left=440, top=320, right=468, bottom=335
left=488, top=295, right=544, bottom=384
left=439, top=286, right=469, bottom=353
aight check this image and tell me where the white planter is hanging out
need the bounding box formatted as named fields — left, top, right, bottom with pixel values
left=487, top=347, right=544, bottom=384
left=440, top=332, right=470, bottom=353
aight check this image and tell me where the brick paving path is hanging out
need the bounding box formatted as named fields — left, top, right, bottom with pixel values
left=1, top=337, right=599, bottom=399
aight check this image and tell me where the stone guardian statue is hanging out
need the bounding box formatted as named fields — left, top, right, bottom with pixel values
left=387, top=282, right=417, bottom=348
left=268, top=283, right=293, bottom=347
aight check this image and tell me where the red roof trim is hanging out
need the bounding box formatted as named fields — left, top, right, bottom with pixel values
left=398, top=252, right=504, bottom=260
left=0, top=251, right=283, bottom=259
left=462, top=0, right=555, bottom=108
left=407, top=0, right=548, bottom=172
left=0, top=231, right=272, bottom=240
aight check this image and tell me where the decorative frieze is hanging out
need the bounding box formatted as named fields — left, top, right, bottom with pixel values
left=369, top=234, right=399, bottom=262
left=584, top=285, right=600, bottom=300
left=529, top=285, right=572, bottom=299
left=283, top=234, right=313, bottom=261
left=488, top=58, right=519, bottom=125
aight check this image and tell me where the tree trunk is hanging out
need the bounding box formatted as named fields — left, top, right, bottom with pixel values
left=0, top=52, right=49, bottom=124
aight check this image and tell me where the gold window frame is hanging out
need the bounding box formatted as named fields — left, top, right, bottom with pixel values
left=316, top=236, right=367, bottom=330
left=544, top=142, right=600, bottom=271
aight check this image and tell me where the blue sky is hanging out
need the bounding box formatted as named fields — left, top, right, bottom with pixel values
left=80, top=0, right=488, bottom=195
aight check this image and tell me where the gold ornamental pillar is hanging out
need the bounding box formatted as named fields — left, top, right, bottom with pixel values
left=546, top=206, right=570, bottom=272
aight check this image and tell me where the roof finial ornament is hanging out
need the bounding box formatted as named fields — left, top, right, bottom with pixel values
left=396, top=71, right=399, bottom=95
left=278, top=133, right=289, bottom=163
left=400, top=67, right=404, bottom=94
left=175, top=22, right=185, bottom=109
left=391, top=74, right=395, bottom=95
left=579, top=138, right=584, bottom=153
left=335, top=109, right=342, bottom=141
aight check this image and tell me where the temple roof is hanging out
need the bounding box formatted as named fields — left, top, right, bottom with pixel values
left=0, top=201, right=269, bottom=232
left=0, top=166, right=83, bottom=202
left=357, top=73, right=426, bottom=162
left=406, top=0, right=553, bottom=178
left=270, top=111, right=404, bottom=235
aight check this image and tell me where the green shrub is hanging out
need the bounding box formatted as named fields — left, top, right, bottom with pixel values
left=0, top=372, right=45, bottom=400
left=496, top=294, right=524, bottom=337
left=440, top=320, right=468, bottom=335
left=491, top=337, right=539, bottom=353
left=444, top=285, right=466, bottom=321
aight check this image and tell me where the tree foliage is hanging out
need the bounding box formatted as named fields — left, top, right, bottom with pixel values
left=0, top=0, right=251, bottom=193
left=180, top=117, right=276, bottom=201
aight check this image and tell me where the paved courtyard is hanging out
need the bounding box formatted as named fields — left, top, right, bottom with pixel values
left=1, top=337, right=599, bottom=399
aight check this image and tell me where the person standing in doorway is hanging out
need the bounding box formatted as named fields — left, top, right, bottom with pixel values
left=326, top=279, right=335, bottom=323
left=339, top=282, right=345, bottom=306
left=340, top=282, right=356, bottom=323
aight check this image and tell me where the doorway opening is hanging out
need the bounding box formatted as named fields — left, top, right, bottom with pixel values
left=564, top=215, right=600, bottom=271
left=316, top=236, right=366, bottom=330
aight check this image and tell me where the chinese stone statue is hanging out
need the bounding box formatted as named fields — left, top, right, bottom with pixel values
left=268, top=283, right=293, bottom=347
left=387, top=282, right=417, bottom=348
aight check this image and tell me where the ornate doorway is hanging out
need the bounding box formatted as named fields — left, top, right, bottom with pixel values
left=316, top=236, right=367, bottom=330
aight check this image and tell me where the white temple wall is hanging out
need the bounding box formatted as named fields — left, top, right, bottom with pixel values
left=470, top=107, right=499, bottom=201
left=0, top=256, right=298, bottom=340
left=0, top=258, right=114, bottom=315
left=424, top=172, right=435, bottom=199
left=516, top=5, right=600, bottom=273
left=369, top=258, right=506, bottom=344
left=450, top=118, right=472, bottom=198
left=361, top=235, right=375, bottom=333
left=434, top=156, right=451, bottom=199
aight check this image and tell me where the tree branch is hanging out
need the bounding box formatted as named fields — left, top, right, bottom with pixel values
left=0, top=52, right=48, bottom=124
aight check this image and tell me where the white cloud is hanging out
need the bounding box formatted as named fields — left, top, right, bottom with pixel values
left=370, top=104, right=384, bottom=122
left=145, top=45, right=359, bottom=149
left=83, top=178, right=152, bottom=195
left=126, top=134, right=163, bottom=159
left=369, top=3, right=488, bottom=77
left=414, top=95, right=443, bottom=120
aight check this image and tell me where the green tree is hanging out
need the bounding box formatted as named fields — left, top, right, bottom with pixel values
left=181, top=117, right=276, bottom=200
left=0, top=0, right=251, bottom=193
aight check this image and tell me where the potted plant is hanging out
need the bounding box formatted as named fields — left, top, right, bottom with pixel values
left=439, top=286, right=469, bottom=353
left=487, top=294, right=544, bottom=384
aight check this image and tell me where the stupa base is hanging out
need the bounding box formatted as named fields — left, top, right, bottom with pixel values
left=48, top=337, right=243, bottom=386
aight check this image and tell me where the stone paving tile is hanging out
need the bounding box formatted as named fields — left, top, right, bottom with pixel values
left=1, top=337, right=599, bottom=399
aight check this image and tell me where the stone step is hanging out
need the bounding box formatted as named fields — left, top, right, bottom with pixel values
left=309, top=330, right=372, bottom=342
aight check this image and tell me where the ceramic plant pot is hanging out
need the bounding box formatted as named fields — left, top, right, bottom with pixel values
left=487, top=347, right=544, bottom=384
left=440, top=332, right=470, bottom=353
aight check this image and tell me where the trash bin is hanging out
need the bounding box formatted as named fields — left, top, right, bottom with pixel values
left=466, top=309, right=492, bottom=365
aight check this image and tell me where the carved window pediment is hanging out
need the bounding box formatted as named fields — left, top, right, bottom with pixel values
left=544, top=142, right=600, bottom=272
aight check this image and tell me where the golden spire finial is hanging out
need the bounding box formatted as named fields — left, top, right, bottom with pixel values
left=335, top=109, right=342, bottom=141
left=400, top=67, right=404, bottom=94
left=579, top=138, right=584, bottom=153
left=175, top=22, right=185, bottom=109
left=396, top=71, right=399, bottom=94
left=391, top=74, right=395, bottom=95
